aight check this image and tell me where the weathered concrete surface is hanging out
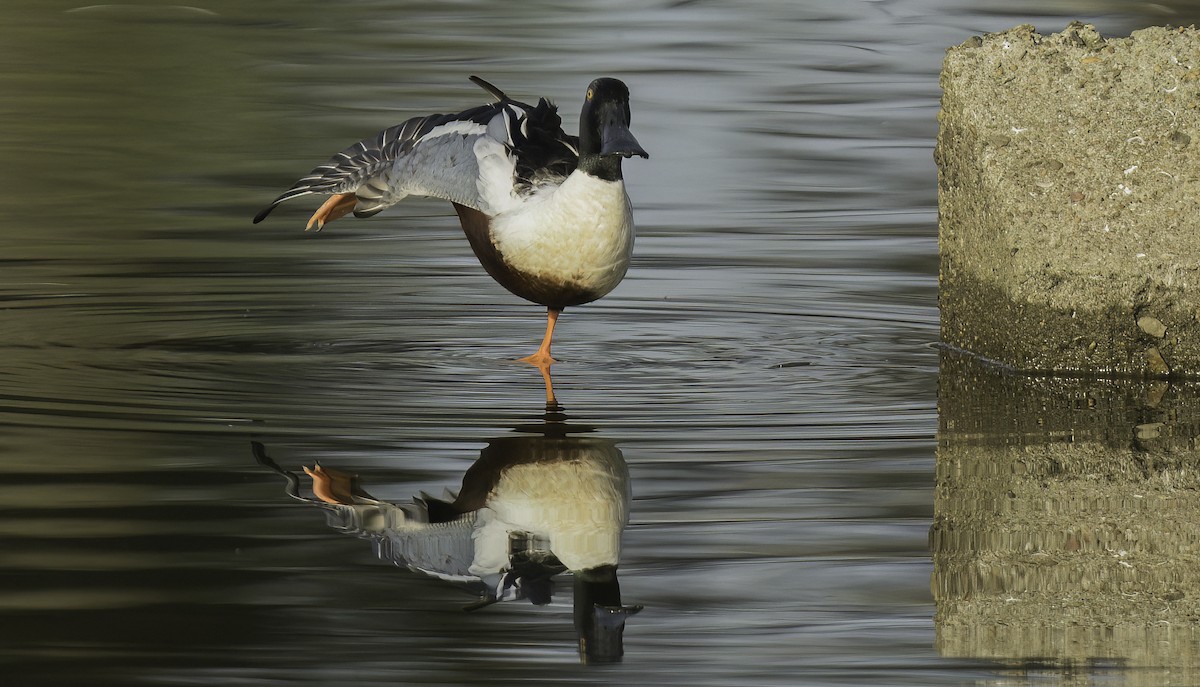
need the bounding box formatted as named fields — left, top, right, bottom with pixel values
left=933, top=351, right=1200, bottom=675
left=937, top=23, right=1200, bottom=378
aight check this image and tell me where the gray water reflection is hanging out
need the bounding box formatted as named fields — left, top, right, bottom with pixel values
left=933, top=352, right=1200, bottom=683
left=255, top=405, right=640, bottom=663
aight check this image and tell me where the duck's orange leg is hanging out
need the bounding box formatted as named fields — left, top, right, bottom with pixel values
left=519, top=308, right=561, bottom=367
left=306, top=192, right=357, bottom=231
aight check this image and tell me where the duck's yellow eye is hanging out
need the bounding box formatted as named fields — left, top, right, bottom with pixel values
left=586, top=88, right=594, bottom=100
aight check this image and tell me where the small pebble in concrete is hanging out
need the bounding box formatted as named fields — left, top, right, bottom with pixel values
left=1137, top=315, right=1167, bottom=339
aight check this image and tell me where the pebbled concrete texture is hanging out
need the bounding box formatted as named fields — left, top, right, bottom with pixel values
left=937, top=22, right=1200, bottom=378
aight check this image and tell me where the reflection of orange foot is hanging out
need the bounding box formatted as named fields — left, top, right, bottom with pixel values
left=303, top=463, right=358, bottom=504
left=521, top=355, right=558, bottom=405
left=306, top=192, right=357, bottom=231
left=518, top=351, right=557, bottom=367
left=303, top=465, right=338, bottom=504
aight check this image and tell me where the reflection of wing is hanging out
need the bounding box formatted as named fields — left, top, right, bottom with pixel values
left=254, top=443, right=492, bottom=595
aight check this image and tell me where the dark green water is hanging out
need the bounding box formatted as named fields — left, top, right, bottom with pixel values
left=1, top=1, right=1196, bottom=685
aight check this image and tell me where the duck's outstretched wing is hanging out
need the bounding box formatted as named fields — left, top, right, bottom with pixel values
left=253, top=78, right=578, bottom=226
left=252, top=104, right=499, bottom=224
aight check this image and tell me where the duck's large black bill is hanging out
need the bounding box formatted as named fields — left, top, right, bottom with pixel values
left=600, top=120, right=649, bottom=159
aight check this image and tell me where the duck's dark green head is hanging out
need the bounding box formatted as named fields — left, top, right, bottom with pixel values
left=578, top=78, right=648, bottom=179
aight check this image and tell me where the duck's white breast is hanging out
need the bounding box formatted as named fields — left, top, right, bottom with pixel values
left=488, top=172, right=635, bottom=299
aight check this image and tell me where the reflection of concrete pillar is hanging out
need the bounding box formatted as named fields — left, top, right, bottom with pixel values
left=932, top=351, right=1200, bottom=672
left=937, top=23, right=1200, bottom=377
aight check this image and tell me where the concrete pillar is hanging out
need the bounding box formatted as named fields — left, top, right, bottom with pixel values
left=937, top=23, right=1200, bottom=377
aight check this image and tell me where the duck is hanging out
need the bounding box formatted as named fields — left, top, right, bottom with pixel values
left=253, top=76, right=648, bottom=366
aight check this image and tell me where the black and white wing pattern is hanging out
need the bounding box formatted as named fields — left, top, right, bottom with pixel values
left=253, top=82, right=579, bottom=224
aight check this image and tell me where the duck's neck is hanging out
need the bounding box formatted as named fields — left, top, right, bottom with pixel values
left=577, top=154, right=623, bottom=182
left=576, top=117, right=623, bottom=181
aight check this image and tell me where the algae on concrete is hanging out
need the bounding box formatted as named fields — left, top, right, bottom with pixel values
left=937, top=23, right=1200, bottom=377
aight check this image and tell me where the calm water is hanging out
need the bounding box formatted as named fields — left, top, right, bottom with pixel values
left=2, top=1, right=1198, bottom=685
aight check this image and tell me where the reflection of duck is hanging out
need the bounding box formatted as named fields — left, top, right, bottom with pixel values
left=254, top=406, right=640, bottom=662
left=253, top=76, right=648, bottom=365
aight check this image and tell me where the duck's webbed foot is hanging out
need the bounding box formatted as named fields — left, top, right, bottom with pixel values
left=306, top=193, right=357, bottom=231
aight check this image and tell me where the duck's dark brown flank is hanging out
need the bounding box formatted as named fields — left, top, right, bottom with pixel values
left=452, top=203, right=604, bottom=310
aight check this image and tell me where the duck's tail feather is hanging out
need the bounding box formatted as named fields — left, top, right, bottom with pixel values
left=469, top=75, right=508, bottom=102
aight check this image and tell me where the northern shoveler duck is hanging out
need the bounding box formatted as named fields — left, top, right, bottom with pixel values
left=253, top=76, right=648, bottom=365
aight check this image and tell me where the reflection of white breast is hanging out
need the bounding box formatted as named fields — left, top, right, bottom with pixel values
left=469, top=448, right=631, bottom=574
left=488, top=173, right=635, bottom=298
